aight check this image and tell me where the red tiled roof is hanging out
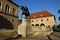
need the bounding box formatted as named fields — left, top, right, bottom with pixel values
left=27, top=10, right=54, bottom=19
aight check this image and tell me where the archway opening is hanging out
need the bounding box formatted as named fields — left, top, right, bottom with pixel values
left=0, top=15, right=13, bottom=30
left=35, top=24, right=39, bottom=26
left=40, top=23, right=45, bottom=26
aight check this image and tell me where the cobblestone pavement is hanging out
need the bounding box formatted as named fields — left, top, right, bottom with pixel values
left=49, top=32, right=60, bottom=40
left=0, top=32, right=60, bottom=40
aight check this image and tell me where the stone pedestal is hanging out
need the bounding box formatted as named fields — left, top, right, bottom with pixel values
left=18, top=19, right=32, bottom=37
left=18, top=19, right=27, bottom=37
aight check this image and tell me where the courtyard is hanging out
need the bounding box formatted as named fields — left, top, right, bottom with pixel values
left=0, top=31, right=60, bottom=40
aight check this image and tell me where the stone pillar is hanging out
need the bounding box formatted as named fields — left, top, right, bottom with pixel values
left=18, top=19, right=27, bottom=37
left=18, top=19, right=32, bottom=37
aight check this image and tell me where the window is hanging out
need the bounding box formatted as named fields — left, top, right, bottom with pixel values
left=40, top=23, right=45, bottom=26
left=35, top=24, right=39, bottom=26
left=41, top=14, right=43, bottom=17
left=47, top=18, right=48, bottom=21
left=12, top=8, right=16, bottom=15
left=41, top=19, right=43, bottom=21
left=36, top=20, right=38, bottom=22
left=12, top=19, right=14, bottom=22
left=5, top=4, right=10, bottom=13
left=34, top=16, right=36, bottom=17
left=48, top=25, right=50, bottom=28
left=32, top=24, right=34, bottom=26
left=0, top=1, right=2, bottom=9
left=0, top=2, right=1, bottom=7
left=31, top=20, right=33, bottom=22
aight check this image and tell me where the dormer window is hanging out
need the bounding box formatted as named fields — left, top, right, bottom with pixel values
left=34, top=16, right=36, bottom=17
left=5, top=4, right=10, bottom=13
left=41, top=14, right=43, bottom=17
left=12, top=8, right=16, bottom=15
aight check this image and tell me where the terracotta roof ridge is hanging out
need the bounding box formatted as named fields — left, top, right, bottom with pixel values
left=30, top=10, right=53, bottom=15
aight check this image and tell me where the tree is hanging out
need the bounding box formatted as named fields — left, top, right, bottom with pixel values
left=58, top=10, right=60, bottom=13
left=59, top=16, right=60, bottom=20
left=58, top=10, right=60, bottom=21
left=57, top=24, right=60, bottom=29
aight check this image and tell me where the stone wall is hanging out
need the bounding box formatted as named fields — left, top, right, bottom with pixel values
left=18, top=19, right=53, bottom=37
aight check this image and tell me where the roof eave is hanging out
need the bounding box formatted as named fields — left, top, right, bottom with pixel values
left=7, top=0, right=20, bottom=7
left=29, top=15, right=54, bottom=19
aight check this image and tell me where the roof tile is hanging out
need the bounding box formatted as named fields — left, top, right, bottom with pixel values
left=27, top=10, right=53, bottom=19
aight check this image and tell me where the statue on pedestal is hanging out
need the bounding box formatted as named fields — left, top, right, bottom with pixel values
left=20, top=6, right=32, bottom=37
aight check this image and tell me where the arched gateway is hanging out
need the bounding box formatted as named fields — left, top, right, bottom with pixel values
left=0, top=15, right=13, bottom=29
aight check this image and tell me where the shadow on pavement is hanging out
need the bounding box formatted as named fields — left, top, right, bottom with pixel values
left=4, top=35, right=22, bottom=40
left=47, top=35, right=52, bottom=40
left=53, top=34, right=60, bottom=38
left=54, top=29, right=60, bottom=32
left=4, top=37, right=14, bottom=40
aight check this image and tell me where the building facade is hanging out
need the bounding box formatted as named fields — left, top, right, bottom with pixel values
left=0, top=0, right=19, bottom=37
left=27, top=10, right=56, bottom=28
left=18, top=10, right=56, bottom=37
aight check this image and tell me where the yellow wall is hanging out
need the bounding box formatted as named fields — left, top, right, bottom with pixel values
left=18, top=16, right=56, bottom=37
left=0, top=0, right=19, bottom=37
left=30, top=16, right=56, bottom=27
left=0, top=0, right=19, bottom=30
left=0, top=0, right=19, bottom=16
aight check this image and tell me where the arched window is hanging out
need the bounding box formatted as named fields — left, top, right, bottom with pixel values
left=32, top=24, right=34, bottom=26
left=41, top=19, right=43, bottom=21
left=35, top=24, right=39, bottom=26
left=40, top=23, right=45, bottom=26
left=31, top=20, right=33, bottom=22
left=47, top=18, right=48, bottom=21
left=5, top=4, right=10, bottom=13
left=0, top=1, right=2, bottom=9
left=0, top=2, right=1, bottom=7
left=12, top=8, right=16, bottom=15
left=48, top=25, right=50, bottom=28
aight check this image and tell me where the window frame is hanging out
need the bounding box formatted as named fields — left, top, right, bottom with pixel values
left=0, top=2, right=1, bottom=7
left=31, top=20, right=33, bottom=22
left=41, top=19, right=43, bottom=21
left=36, top=20, right=38, bottom=22
left=47, top=18, right=48, bottom=21
left=32, top=24, right=34, bottom=26
left=5, top=4, right=10, bottom=13
left=35, top=24, right=39, bottom=26
left=0, top=1, right=2, bottom=10
left=12, top=19, right=14, bottom=22
left=12, top=8, right=16, bottom=15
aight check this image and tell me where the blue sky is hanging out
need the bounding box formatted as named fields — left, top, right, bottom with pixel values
left=13, top=0, right=60, bottom=24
